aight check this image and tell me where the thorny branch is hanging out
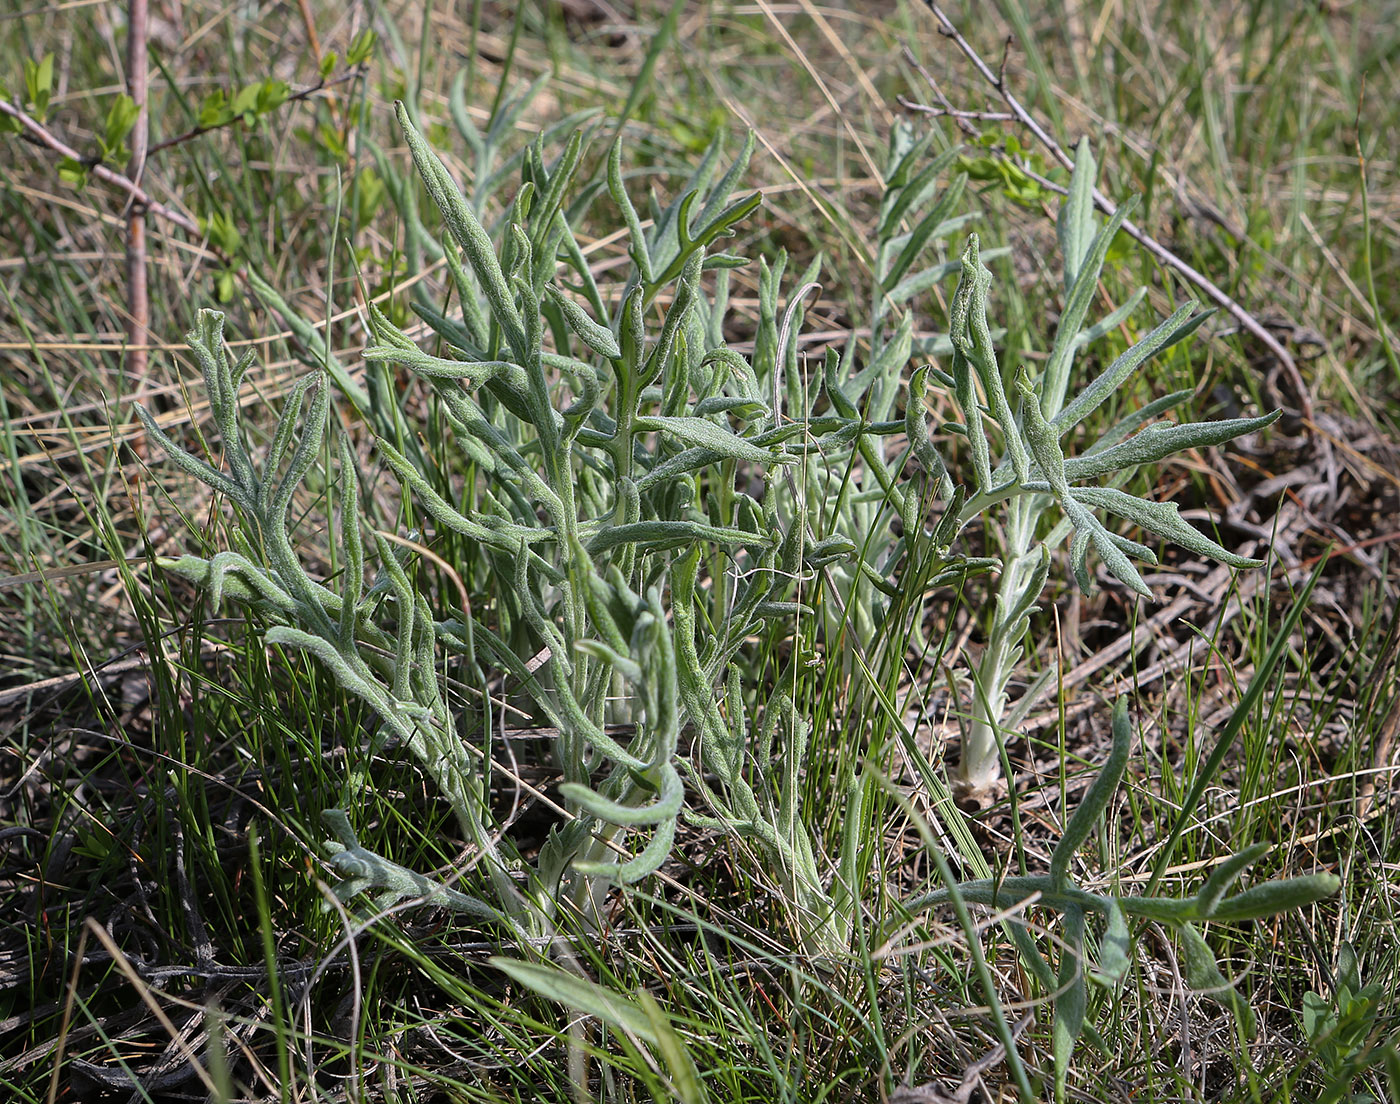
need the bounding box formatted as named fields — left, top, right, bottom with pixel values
left=917, top=0, right=1316, bottom=425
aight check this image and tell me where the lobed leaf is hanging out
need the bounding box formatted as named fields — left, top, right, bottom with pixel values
left=1069, top=486, right=1262, bottom=569
left=1051, top=303, right=1211, bottom=435
left=1066, top=410, right=1281, bottom=481
left=636, top=415, right=788, bottom=465
left=1040, top=196, right=1137, bottom=418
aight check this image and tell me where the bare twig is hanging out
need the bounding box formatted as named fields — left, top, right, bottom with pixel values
left=80, top=919, right=222, bottom=1097
left=889, top=1013, right=1034, bottom=1104
left=1357, top=599, right=1400, bottom=818
left=290, top=0, right=354, bottom=136
left=901, top=45, right=981, bottom=139
left=919, top=0, right=1315, bottom=425
left=0, top=98, right=201, bottom=237
left=896, top=95, right=1014, bottom=124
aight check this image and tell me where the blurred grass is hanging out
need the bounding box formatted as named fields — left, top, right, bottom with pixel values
left=2, top=1, right=1398, bottom=1101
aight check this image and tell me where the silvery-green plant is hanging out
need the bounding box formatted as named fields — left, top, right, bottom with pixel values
left=137, top=102, right=862, bottom=954
left=135, top=97, right=1340, bottom=1090
left=778, top=121, right=990, bottom=658
left=916, top=140, right=1280, bottom=806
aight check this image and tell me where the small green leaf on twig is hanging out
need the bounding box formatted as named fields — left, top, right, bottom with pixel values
left=99, top=94, right=139, bottom=166
left=57, top=157, right=88, bottom=189
left=23, top=54, right=53, bottom=122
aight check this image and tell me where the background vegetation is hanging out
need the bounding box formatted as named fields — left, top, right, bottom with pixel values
left=1, top=1, right=1397, bottom=1101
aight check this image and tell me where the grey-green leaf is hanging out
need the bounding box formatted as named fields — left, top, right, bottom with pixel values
left=1179, top=922, right=1257, bottom=1037
left=1096, top=898, right=1131, bottom=986
left=544, top=284, right=621, bottom=360
left=1053, top=906, right=1087, bottom=1104
left=1208, top=873, right=1341, bottom=923
left=363, top=342, right=525, bottom=386
left=1192, top=843, right=1271, bottom=918
left=636, top=416, right=788, bottom=465
left=585, top=520, right=772, bottom=555
left=136, top=404, right=248, bottom=509
left=1058, top=138, right=1097, bottom=293
left=1051, top=302, right=1210, bottom=435
left=1065, top=497, right=1152, bottom=597
left=396, top=101, right=528, bottom=360
left=1069, top=486, right=1262, bottom=569
left=1066, top=410, right=1281, bottom=482
left=491, top=957, right=661, bottom=1043
left=1041, top=195, right=1136, bottom=418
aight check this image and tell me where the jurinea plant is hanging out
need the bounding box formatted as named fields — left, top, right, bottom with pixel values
left=138, top=102, right=855, bottom=951
left=777, top=121, right=997, bottom=667
left=922, top=140, right=1281, bottom=805
left=138, top=98, right=1335, bottom=1094
left=753, top=130, right=1277, bottom=810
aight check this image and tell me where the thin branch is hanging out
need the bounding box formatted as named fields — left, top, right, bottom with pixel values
left=0, top=98, right=201, bottom=238
left=901, top=44, right=980, bottom=139
left=920, top=0, right=1315, bottom=425
left=293, top=0, right=345, bottom=129
left=146, top=67, right=364, bottom=157
left=896, top=96, right=1014, bottom=124
left=126, top=0, right=151, bottom=405
left=995, top=34, right=1013, bottom=90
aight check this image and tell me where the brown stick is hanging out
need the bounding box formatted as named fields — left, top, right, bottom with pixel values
left=918, top=1, right=1315, bottom=425
left=126, top=0, right=151, bottom=458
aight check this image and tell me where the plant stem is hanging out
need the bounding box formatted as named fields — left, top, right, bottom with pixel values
left=957, top=492, right=1042, bottom=801
left=125, top=0, right=150, bottom=457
